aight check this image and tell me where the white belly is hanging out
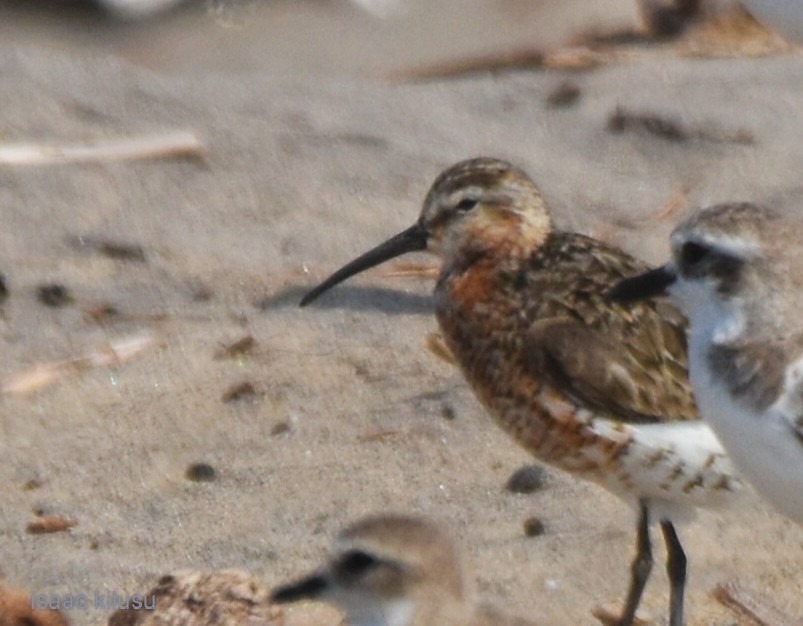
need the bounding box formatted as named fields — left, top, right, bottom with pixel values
left=689, top=344, right=803, bottom=525
left=590, top=417, right=744, bottom=524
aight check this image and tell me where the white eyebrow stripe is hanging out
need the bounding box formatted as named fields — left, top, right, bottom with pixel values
left=448, top=186, right=484, bottom=203
left=671, top=232, right=761, bottom=259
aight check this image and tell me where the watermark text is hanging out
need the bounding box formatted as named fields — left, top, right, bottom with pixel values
left=31, top=591, right=155, bottom=612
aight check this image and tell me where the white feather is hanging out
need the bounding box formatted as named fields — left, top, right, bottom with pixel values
left=674, top=276, right=803, bottom=525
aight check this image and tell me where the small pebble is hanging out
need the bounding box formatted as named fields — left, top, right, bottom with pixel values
left=270, top=421, right=290, bottom=436
left=0, top=274, right=8, bottom=303
left=84, top=303, right=119, bottom=323
left=36, top=283, right=73, bottom=308
left=70, top=235, right=146, bottom=262
left=221, top=381, right=257, bottom=403
left=188, top=281, right=214, bottom=302
left=185, top=462, right=216, bottom=482
left=607, top=106, right=686, bottom=142
left=523, top=516, right=546, bottom=537
left=546, top=81, right=581, bottom=108
left=441, top=403, right=456, bottom=421
left=22, top=479, right=42, bottom=491
left=214, top=335, right=256, bottom=360
left=505, top=464, right=548, bottom=494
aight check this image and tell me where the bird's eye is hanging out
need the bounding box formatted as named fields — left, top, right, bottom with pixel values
left=681, top=242, right=709, bottom=268
left=455, top=198, right=478, bottom=212
left=336, top=550, right=378, bottom=576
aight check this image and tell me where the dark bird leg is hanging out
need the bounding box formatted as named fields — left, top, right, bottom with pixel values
left=661, top=521, right=687, bottom=626
left=616, top=502, right=653, bottom=626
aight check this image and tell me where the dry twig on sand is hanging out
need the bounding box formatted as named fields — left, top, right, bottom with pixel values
left=0, top=132, right=205, bottom=166
left=26, top=515, right=78, bottom=535
left=0, top=331, right=157, bottom=396
left=713, top=580, right=803, bottom=626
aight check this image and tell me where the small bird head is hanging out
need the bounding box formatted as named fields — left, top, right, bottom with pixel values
left=271, top=514, right=468, bottom=626
left=299, top=157, right=551, bottom=306
left=418, top=157, right=551, bottom=257
left=610, top=202, right=790, bottom=331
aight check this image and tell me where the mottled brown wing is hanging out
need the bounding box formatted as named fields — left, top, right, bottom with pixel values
left=522, top=232, right=698, bottom=424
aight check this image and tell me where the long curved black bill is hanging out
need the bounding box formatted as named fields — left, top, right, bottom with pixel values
left=300, top=222, right=429, bottom=307
left=607, top=265, right=676, bottom=303
left=271, top=574, right=328, bottom=604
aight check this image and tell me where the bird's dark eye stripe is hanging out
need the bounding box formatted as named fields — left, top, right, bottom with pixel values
left=681, top=241, right=709, bottom=267
left=336, top=550, right=378, bottom=575
left=455, top=198, right=478, bottom=212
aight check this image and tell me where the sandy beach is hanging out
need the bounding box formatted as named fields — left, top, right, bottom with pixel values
left=0, top=2, right=802, bottom=625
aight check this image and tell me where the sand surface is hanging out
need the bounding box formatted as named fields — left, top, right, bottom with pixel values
left=1, top=2, right=802, bottom=625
